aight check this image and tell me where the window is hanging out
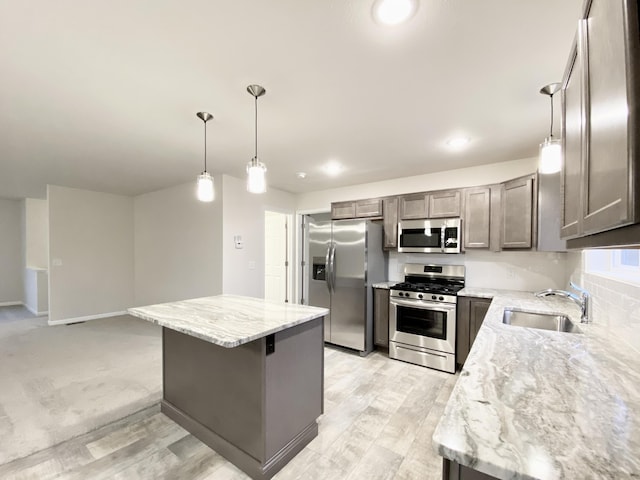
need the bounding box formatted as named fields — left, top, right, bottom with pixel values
left=586, top=249, right=640, bottom=285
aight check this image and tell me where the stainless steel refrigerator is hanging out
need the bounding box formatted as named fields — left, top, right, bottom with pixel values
left=305, top=214, right=387, bottom=355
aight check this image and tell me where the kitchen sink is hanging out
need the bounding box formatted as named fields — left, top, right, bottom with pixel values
left=502, top=309, right=582, bottom=333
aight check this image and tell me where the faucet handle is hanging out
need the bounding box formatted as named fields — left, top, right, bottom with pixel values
left=569, top=281, right=589, bottom=295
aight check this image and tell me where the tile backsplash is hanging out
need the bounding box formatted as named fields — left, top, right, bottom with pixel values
left=567, top=251, right=640, bottom=353
left=389, top=250, right=568, bottom=291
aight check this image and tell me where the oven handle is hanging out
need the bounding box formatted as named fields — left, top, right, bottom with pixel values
left=390, top=297, right=455, bottom=312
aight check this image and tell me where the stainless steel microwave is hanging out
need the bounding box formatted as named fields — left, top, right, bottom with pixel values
left=397, top=218, right=462, bottom=253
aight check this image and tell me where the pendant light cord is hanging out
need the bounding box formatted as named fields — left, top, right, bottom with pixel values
left=204, top=120, right=207, bottom=172
left=254, top=95, right=258, bottom=161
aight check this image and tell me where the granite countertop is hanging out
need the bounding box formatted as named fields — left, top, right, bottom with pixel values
left=433, top=288, right=640, bottom=479
left=372, top=281, right=397, bottom=289
left=128, top=294, right=329, bottom=348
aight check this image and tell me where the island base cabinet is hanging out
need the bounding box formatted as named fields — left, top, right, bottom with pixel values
left=161, top=317, right=324, bottom=480
left=443, top=459, right=500, bottom=480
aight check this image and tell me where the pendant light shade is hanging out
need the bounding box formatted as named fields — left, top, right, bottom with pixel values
left=539, top=137, right=562, bottom=174
left=538, top=83, right=562, bottom=174
left=197, top=172, right=214, bottom=202
left=246, top=85, right=267, bottom=194
left=196, top=111, right=214, bottom=202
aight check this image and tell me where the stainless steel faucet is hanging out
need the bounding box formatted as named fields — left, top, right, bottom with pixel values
left=535, top=281, right=591, bottom=323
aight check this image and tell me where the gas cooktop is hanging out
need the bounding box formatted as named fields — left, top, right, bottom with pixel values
left=390, top=282, right=464, bottom=295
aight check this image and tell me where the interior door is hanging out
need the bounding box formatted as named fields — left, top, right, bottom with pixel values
left=330, top=219, right=366, bottom=351
left=306, top=214, right=332, bottom=341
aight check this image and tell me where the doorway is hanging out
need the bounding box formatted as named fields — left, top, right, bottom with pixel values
left=264, top=211, right=293, bottom=303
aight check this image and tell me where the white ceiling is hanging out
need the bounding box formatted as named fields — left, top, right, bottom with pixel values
left=0, top=0, right=584, bottom=199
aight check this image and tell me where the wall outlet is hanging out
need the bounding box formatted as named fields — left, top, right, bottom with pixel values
left=248, top=261, right=256, bottom=270
left=233, top=235, right=244, bottom=249
left=52, top=258, right=63, bottom=267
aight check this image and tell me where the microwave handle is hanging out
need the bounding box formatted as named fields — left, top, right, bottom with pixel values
left=440, top=227, right=445, bottom=253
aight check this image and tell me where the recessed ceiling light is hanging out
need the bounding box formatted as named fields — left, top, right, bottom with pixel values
left=446, top=137, right=471, bottom=150
left=324, top=161, right=343, bottom=176
left=296, top=172, right=307, bottom=179
left=373, top=0, right=418, bottom=26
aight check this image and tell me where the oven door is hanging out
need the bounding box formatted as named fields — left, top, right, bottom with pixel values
left=389, top=297, right=456, bottom=355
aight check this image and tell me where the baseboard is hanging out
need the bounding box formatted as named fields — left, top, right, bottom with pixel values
left=0, top=301, right=23, bottom=307
left=24, top=303, right=49, bottom=317
left=48, top=310, right=127, bottom=326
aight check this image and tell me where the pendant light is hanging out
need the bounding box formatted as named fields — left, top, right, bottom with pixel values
left=246, top=84, right=267, bottom=194
left=538, top=83, right=562, bottom=174
left=196, top=112, right=214, bottom=202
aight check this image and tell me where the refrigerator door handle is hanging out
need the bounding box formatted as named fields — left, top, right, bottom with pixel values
left=329, top=244, right=337, bottom=293
left=325, top=244, right=333, bottom=293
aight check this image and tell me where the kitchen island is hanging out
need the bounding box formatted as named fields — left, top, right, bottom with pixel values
left=128, top=294, right=329, bottom=480
left=433, top=288, right=640, bottom=479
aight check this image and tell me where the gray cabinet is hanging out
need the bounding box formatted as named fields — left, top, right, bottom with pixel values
left=581, top=0, right=638, bottom=235
left=429, top=190, right=462, bottom=218
left=463, top=187, right=491, bottom=249
left=561, top=0, right=640, bottom=244
left=560, top=41, right=584, bottom=239
left=443, top=459, right=500, bottom=480
left=399, top=191, right=461, bottom=220
left=501, top=175, right=536, bottom=249
left=456, top=296, right=491, bottom=368
left=399, top=193, right=429, bottom=219
left=331, top=201, right=356, bottom=220
left=331, top=199, right=382, bottom=220
left=382, top=197, right=399, bottom=249
left=373, top=287, right=390, bottom=348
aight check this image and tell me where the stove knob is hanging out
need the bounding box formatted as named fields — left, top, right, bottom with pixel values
left=431, top=295, right=437, bottom=300
left=439, top=296, right=444, bottom=301
left=418, top=294, right=423, bottom=299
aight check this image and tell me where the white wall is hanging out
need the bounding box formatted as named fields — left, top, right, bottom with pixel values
left=134, top=179, right=223, bottom=306
left=389, top=250, right=568, bottom=291
left=48, top=185, right=134, bottom=323
left=296, top=157, right=537, bottom=212
left=24, top=198, right=48, bottom=268
left=221, top=175, right=296, bottom=297
left=0, top=197, right=23, bottom=304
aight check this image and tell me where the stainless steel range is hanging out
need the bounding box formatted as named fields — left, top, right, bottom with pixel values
left=389, top=264, right=465, bottom=373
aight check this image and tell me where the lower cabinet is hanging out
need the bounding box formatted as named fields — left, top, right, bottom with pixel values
left=443, top=459, right=500, bottom=480
left=373, top=287, right=390, bottom=348
left=456, top=296, right=492, bottom=367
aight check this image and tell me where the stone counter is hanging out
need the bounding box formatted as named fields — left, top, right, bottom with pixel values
left=433, top=288, right=640, bottom=479
left=128, top=294, right=328, bottom=348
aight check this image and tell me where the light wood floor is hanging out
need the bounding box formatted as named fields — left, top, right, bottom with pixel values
left=0, top=347, right=457, bottom=480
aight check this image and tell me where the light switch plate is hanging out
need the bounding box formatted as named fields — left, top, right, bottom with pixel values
left=233, top=235, right=244, bottom=249
left=52, top=258, right=63, bottom=266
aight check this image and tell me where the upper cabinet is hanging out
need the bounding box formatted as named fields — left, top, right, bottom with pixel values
left=331, top=198, right=383, bottom=220
left=561, top=0, right=640, bottom=244
left=501, top=174, right=537, bottom=249
left=463, top=187, right=491, bottom=249
left=429, top=190, right=462, bottom=218
left=399, top=190, right=462, bottom=220
left=399, top=193, right=429, bottom=220
left=382, top=197, right=399, bottom=249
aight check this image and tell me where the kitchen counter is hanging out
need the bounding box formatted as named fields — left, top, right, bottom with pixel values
left=129, top=295, right=327, bottom=479
left=433, top=288, right=640, bottom=479
left=372, top=281, right=397, bottom=289
left=128, top=294, right=328, bottom=348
